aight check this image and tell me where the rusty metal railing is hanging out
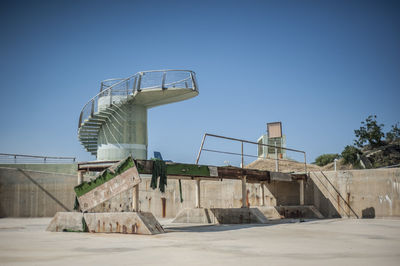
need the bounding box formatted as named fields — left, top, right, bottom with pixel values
left=195, top=133, right=307, bottom=174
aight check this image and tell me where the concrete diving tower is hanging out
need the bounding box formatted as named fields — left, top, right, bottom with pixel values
left=78, top=70, right=199, bottom=161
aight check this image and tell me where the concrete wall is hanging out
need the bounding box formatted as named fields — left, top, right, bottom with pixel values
left=0, top=164, right=77, bottom=175
left=306, top=168, right=400, bottom=218
left=0, top=167, right=76, bottom=217
left=1, top=165, right=301, bottom=218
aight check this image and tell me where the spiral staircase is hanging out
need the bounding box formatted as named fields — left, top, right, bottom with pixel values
left=78, top=70, right=199, bottom=161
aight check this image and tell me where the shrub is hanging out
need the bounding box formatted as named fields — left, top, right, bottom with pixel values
left=341, top=145, right=361, bottom=165
left=314, top=153, right=340, bottom=166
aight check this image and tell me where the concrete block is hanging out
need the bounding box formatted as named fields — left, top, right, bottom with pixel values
left=173, top=208, right=268, bottom=224
left=172, top=208, right=217, bottom=224
left=275, top=205, right=324, bottom=219
left=256, top=206, right=282, bottom=220
left=83, top=212, right=164, bottom=235
left=46, top=212, right=85, bottom=232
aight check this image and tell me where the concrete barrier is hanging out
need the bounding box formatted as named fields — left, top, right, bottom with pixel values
left=306, top=168, right=400, bottom=218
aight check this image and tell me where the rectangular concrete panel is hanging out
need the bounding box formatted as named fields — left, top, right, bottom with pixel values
left=83, top=212, right=164, bottom=234
left=77, top=166, right=141, bottom=212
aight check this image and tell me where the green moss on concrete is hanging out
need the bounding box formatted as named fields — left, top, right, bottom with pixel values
left=74, top=157, right=134, bottom=197
left=166, top=163, right=210, bottom=177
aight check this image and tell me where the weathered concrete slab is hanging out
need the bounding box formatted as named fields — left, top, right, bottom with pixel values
left=270, top=172, right=292, bottom=181
left=46, top=212, right=85, bottom=232
left=275, top=205, right=324, bottom=219
left=83, top=212, right=164, bottom=234
left=173, top=208, right=268, bottom=224
left=78, top=166, right=141, bottom=212
left=256, top=206, right=282, bottom=220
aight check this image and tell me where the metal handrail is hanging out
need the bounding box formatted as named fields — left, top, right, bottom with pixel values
left=195, top=133, right=307, bottom=174
left=78, top=70, right=198, bottom=129
left=0, top=153, right=76, bottom=164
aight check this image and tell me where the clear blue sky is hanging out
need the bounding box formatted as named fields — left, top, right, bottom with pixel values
left=0, top=0, right=399, bottom=166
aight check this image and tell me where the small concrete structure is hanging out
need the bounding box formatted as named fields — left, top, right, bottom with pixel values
left=83, top=212, right=164, bottom=234
left=46, top=212, right=84, bottom=232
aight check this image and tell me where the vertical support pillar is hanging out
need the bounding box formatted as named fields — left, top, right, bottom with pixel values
left=260, top=182, right=265, bottom=206
left=241, top=176, right=247, bottom=208
left=132, top=184, right=140, bottom=212
left=195, top=179, right=201, bottom=208
left=77, top=171, right=84, bottom=185
left=299, top=179, right=304, bottom=206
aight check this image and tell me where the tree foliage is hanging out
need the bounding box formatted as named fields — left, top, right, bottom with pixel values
left=341, top=145, right=361, bottom=165
left=314, top=153, right=340, bottom=166
left=354, top=115, right=384, bottom=148
left=386, top=123, right=400, bottom=143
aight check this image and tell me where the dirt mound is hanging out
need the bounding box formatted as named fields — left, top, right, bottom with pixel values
left=246, top=158, right=321, bottom=173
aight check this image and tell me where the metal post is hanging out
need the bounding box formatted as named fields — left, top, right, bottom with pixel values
left=334, top=159, right=337, bottom=171
left=161, top=72, right=166, bottom=90
left=241, top=141, right=244, bottom=168
left=109, top=88, right=112, bottom=106
left=91, top=99, right=94, bottom=117
left=241, top=176, right=247, bottom=208
left=195, top=134, right=207, bottom=164
left=132, top=184, right=139, bottom=212
left=195, top=179, right=201, bottom=208
left=304, top=152, right=307, bottom=174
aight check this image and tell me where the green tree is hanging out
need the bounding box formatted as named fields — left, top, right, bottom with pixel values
left=354, top=115, right=384, bottom=148
left=314, top=153, right=340, bottom=167
left=341, top=145, right=361, bottom=165
left=386, top=123, right=400, bottom=142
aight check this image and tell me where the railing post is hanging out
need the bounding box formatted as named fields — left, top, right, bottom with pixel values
left=196, top=134, right=207, bottom=164
left=241, top=141, right=244, bottom=168
left=91, top=99, right=94, bottom=117
left=161, top=72, right=166, bottom=90
left=78, top=112, right=83, bottom=128
left=126, top=80, right=129, bottom=96
left=137, top=73, right=142, bottom=92
left=133, top=76, right=137, bottom=92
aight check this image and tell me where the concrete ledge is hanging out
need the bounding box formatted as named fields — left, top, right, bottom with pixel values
left=172, top=208, right=268, bottom=224
left=83, top=212, right=164, bottom=234
left=46, top=212, right=85, bottom=232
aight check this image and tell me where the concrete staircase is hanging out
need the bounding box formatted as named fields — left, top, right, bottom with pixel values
left=78, top=70, right=199, bottom=160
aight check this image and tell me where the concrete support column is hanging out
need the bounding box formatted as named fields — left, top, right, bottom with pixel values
left=260, top=182, right=265, bottom=206
left=195, top=179, right=201, bottom=208
left=299, top=180, right=304, bottom=206
left=241, top=176, right=247, bottom=208
left=132, top=185, right=140, bottom=212
left=77, top=171, right=84, bottom=185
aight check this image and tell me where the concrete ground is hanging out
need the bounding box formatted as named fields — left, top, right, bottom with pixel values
left=0, top=218, right=399, bottom=266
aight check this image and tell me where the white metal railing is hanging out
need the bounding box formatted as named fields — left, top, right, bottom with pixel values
left=78, top=70, right=198, bottom=129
